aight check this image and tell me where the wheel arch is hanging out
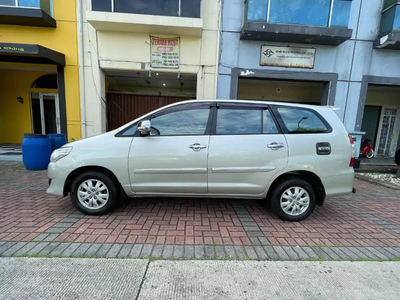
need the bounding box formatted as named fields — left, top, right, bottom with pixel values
left=63, top=165, right=125, bottom=198
left=266, top=171, right=326, bottom=206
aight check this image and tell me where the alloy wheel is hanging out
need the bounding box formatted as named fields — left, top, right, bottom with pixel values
left=77, top=179, right=109, bottom=210
left=280, top=186, right=310, bottom=216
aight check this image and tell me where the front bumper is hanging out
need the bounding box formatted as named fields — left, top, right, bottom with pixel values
left=46, top=162, right=72, bottom=197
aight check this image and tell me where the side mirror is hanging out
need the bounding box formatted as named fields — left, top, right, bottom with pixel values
left=137, top=120, right=151, bottom=135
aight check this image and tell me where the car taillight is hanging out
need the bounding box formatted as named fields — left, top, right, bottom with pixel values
left=349, top=135, right=355, bottom=167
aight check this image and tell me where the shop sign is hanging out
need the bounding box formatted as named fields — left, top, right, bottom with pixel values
left=150, top=36, right=180, bottom=69
left=260, top=45, right=316, bottom=69
left=0, top=44, right=37, bottom=54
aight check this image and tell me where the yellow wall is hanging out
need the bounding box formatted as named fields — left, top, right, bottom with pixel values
left=0, top=69, right=54, bottom=143
left=0, top=0, right=81, bottom=143
left=238, top=79, right=324, bottom=104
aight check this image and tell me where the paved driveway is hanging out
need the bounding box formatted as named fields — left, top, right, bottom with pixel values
left=1, top=161, right=399, bottom=249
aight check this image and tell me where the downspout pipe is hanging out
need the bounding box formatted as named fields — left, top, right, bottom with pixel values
left=77, top=0, right=87, bottom=138
left=214, top=0, right=223, bottom=99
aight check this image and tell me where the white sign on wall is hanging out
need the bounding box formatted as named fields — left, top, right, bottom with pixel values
left=260, top=46, right=316, bottom=69
left=150, top=36, right=180, bottom=69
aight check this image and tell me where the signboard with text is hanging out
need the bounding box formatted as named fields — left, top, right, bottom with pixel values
left=150, top=36, right=180, bottom=69
left=0, top=44, right=36, bottom=54
left=260, top=45, right=316, bottom=69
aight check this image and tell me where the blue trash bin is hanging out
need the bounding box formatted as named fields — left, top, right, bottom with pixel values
left=22, top=134, right=52, bottom=171
left=48, top=133, right=67, bottom=152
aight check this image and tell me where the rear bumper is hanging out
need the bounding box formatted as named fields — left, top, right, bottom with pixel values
left=321, top=169, right=355, bottom=197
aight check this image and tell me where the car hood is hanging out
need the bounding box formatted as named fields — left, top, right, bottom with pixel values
left=63, top=130, right=119, bottom=149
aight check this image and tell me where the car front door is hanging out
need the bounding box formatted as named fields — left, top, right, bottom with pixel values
left=128, top=102, right=212, bottom=194
left=207, top=103, right=288, bottom=196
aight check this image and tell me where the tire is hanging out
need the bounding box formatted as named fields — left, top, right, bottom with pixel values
left=366, top=149, right=374, bottom=159
left=270, top=177, right=316, bottom=222
left=70, top=171, right=119, bottom=215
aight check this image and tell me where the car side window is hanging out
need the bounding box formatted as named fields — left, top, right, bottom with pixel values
left=216, top=107, right=279, bottom=135
left=216, top=108, right=261, bottom=134
left=277, top=107, right=329, bottom=134
left=150, top=106, right=210, bottom=136
left=122, top=125, right=138, bottom=136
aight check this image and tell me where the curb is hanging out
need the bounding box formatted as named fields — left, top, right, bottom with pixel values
left=355, top=174, right=400, bottom=191
left=1, top=241, right=400, bottom=261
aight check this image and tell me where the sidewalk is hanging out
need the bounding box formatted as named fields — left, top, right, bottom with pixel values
left=1, top=258, right=399, bottom=300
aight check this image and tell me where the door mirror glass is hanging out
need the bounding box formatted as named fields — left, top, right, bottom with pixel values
left=137, top=120, right=151, bottom=135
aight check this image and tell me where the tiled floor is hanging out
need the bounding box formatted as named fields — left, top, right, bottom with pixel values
left=1, top=161, right=400, bottom=248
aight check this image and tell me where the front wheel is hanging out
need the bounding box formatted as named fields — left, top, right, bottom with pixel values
left=70, top=171, right=119, bottom=215
left=270, top=178, right=316, bottom=222
left=366, top=149, right=374, bottom=159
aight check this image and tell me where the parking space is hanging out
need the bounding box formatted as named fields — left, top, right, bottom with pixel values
left=1, top=161, right=399, bottom=248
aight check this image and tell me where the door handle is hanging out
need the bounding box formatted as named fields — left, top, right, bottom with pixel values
left=267, top=142, right=284, bottom=151
left=189, top=143, right=207, bottom=151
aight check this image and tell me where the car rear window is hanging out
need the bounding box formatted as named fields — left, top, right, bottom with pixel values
left=276, top=107, right=330, bottom=134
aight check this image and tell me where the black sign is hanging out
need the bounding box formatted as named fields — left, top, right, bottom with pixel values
left=0, top=44, right=38, bottom=54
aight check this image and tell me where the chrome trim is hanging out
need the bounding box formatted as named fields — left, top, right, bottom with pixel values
left=133, top=168, right=208, bottom=174
left=137, top=120, right=151, bottom=134
left=111, top=0, right=114, bottom=12
left=189, top=143, right=207, bottom=151
left=267, top=142, right=284, bottom=150
left=211, top=166, right=276, bottom=173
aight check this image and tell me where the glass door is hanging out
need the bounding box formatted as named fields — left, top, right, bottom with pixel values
left=30, top=93, right=60, bottom=135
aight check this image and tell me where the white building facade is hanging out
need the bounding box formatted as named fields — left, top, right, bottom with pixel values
left=80, top=0, right=220, bottom=136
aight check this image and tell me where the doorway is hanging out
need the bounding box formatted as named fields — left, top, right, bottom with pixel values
left=376, top=107, right=400, bottom=157
left=31, top=93, right=61, bottom=135
left=360, top=105, right=381, bottom=148
left=106, top=71, right=197, bottom=131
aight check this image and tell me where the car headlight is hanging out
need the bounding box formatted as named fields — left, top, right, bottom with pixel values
left=50, top=147, right=72, bottom=162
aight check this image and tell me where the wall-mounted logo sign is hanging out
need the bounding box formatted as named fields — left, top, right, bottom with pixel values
left=150, top=36, right=180, bottom=69
left=260, top=45, right=316, bottom=69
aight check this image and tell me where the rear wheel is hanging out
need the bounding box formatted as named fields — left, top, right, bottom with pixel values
left=270, top=177, right=316, bottom=222
left=70, top=171, right=119, bottom=215
left=366, top=149, right=374, bottom=159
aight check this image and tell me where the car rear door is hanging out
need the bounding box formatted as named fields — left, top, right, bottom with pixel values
left=207, top=103, right=288, bottom=196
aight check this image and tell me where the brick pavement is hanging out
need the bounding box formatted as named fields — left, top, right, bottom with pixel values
left=1, top=161, right=400, bottom=260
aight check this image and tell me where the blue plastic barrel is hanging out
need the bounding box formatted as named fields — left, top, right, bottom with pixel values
left=48, top=133, right=67, bottom=152
left=22, top=134, right=52, bottom=171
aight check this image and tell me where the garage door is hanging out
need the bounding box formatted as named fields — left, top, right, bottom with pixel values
left=107, top=94, right=194, bottom=130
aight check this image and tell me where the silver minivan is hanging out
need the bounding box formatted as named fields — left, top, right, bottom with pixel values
left=47, top=100, right=355, bottom=221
